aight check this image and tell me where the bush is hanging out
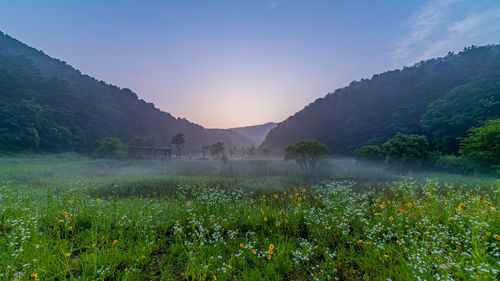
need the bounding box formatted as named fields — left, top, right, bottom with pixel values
left=95, top=137, right=123, bottom=158
left=382, top=133, right=429, bottom=166
left=433, top=155, right=478, bottom=175
left=353, top=145, right=385, bottom=163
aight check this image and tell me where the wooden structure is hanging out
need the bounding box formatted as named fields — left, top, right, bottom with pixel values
left=144, top=147, right=172, bottom=158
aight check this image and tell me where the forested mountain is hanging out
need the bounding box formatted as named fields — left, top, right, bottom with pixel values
left=262, top=45, right=500, bottom=154
left=0, top=31, right=247, bottom=152
left=229, top=122, right=277, bottom=145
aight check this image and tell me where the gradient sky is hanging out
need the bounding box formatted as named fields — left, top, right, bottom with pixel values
left=1, top=0, right=499, bottom=128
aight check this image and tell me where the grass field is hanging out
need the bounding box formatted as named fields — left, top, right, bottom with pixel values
left=0, top=154, right=499, bottom=280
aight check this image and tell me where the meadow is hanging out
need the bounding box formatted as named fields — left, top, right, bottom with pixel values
left=0, top=154, right=499, bottom=280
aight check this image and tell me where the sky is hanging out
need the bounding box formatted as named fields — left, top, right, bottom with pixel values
left=1, top=0, right=499, bottom=128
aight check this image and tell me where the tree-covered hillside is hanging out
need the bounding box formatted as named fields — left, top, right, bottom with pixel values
left=262, top=45, right=500, bottom=154
left=0, top=31, right=251, bottom=152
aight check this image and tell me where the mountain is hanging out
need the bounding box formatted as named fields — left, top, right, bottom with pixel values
left=205, top=129, right=254, bottom=147
left=262, top=45, right=500, bottom=154
left=0, top=31, right=246, bottom=152
left=229, top=122, right=277, bottom=146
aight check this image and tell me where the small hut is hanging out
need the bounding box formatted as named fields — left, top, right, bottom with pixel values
left=144, top=147, right=172, bottom=158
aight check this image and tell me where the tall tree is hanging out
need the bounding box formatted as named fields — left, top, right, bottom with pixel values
left=171, top=133, right=185, bottom=158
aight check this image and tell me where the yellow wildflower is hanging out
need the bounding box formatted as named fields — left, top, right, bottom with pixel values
left=389, top=216, right=394, bottom=221
left=65, top=253, right=71, bottom=257
left=113, top=240, right=118, bottom=245
left=494, top=234, right=500, bottom=240
left=297, top=203, right=301, bottom=207
left=67, top=226, right=73, bottom=231
left=30, top=273, right=38, bottom=280
left=240, top=243, right=245, bottom=248
left=264, top=217, right=268, bottom=222
left=62, top=211, right=68, bottom=216
left=67, top=200, right=74, bottom=204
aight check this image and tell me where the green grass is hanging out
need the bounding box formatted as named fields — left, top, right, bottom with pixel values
left=0, top=154, right=499, bottom=280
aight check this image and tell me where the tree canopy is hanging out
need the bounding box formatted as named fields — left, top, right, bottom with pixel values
left=284, top=140, right=330, bottom=170
left=459, top=119, right=500, bottom=167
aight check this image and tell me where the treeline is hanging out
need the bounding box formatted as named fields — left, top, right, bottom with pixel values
left=263, top=45, right=500, bottom=156
left=0, top=31, right=248, bottom=153
left=354, top=118, right=500, bottom=174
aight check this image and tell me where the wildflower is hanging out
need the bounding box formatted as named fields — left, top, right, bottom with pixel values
left=283, top=191, right=287, bottom=196
left=494, top=234, right=500, bottom=240
left=240, top=243, right=245, bottom=248
left=285, top=218, right=289, bottom=223
left=268, top=254, right=272, bottom=260
left=274, top=194, right=278, bottom=199
left=264, top=217, right=268, bottom=222
left=65, top=253, right=71, bottom=257
left=383, top=254, right=389, bottom=258
left=96, top=198, right=100, bottom=202
left=248, top=215, right=251, bottom=220
left=389, top=216, right=394, bottom=221
left=297, top=203, right=301, bottom=207
left=275, top=222, right=280, bottom=227
left=379, top=226, right=384, bottom=230
left=113, top=240, right=118, bottom=245
left=314, top=245, right=318, bottom=249
left=269, top=248, right=273, bottom=254
left=67, top=200, right=74, bottom=204
left=302, top=188, right=306, bottom=192
left=57, top=219, right=62, bottom=223
left=269, top=244, right=275, bottom=250
left=486, top=232, right=491, bottom=237
left=62, top=211, right=68, bottom=216
left=141, top=255, right=145, bottom=259
left=187, top=201, right=192, bottom=206
left=92, top=243, right=96, bottom=247
left=213, top=274, right=217, bottom=280
left=67, top=226, right=73, bottom=231
left=357, top=240, right=363, bottom=244
left=30, top=273, right=38, bottom=280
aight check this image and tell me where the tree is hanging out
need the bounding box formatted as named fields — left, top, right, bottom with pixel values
left=201, top=144, right=211, bottom=159
left=421, top=79, right=500, bottom=153
left=459, top=119, right=500, bottom=167
left=95, top=137, right=122, bottom=158
left=261, top=147, right=270, bottom=158
left=382, top=133, right=429, bottom=165
left=127, top=137, right=145, bottom=158
left=353, top=145, right=385, bottom=163
left=284, top=140, right=330, bottom=170
left=171, top=133, right=185, bottom=158
left=210, top=142, right=225, bottom=159
left=229, top=146, right=237, bottom=158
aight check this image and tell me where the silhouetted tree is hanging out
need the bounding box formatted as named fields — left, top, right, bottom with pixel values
left=171, top=133, right=185, bottom=158
left=284, top=140, right=330, bottom=170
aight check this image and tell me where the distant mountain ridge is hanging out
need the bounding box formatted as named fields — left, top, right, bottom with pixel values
left=0, top=31, right=251, bottom=152
left=229, top=122, right=277, bottom=146
left=262, top=45, right=500, bottom=154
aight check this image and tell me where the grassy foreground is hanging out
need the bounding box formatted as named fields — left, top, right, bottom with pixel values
left=0, top=155, right=499, bottom=280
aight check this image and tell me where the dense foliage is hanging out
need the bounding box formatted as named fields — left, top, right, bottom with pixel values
left=459, top=119, right=500, bottom=168
left=0, top=31, right=250, bottom=152
left=284, top=140, right=330, bottom=170
left=263, top=45, right=500, bottom=155
left=421, top=79, right=500, bottom=153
